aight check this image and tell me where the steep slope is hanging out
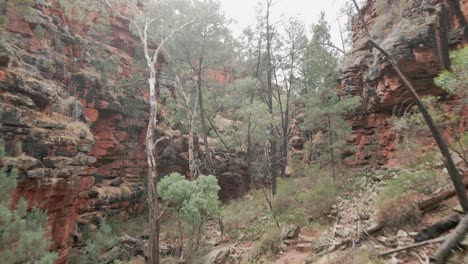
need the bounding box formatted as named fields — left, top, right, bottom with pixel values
left=341, top=0, right=468, bottom=166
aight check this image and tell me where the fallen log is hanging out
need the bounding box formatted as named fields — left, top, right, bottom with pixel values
left=415, top=215, right=461, bottom=242
left=316, top=181, right=468, bottom=255
left=430, top=213, right=468, bottom=264
left=379, top=236, right=446, bottom=257
left=418, top=180, right=468, bottom=211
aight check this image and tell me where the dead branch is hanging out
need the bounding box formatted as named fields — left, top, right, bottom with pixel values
left=260, top=185, right=281, bottom=231
left=430, top=213, right=468, bottom=263
left=418, top=179, right=468, bottom=212
left=321, top=42, right=345, bottom=54
left=379, top=236, right=446, bottom=257
left=320, top=222, right=384, bottom=254
left=206, top=116, right=230, bottom=151
left=415, top=215, right=461, bottom=242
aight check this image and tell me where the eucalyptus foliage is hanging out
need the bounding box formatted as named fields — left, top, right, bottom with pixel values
left=158, top=173, right=220, bottom=227
left=435, top=47, right=468, bottom=103
left=302, top=14, right=360, bottom=168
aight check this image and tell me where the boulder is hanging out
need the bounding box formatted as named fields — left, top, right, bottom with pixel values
left=281, top=224, right=301, bottom=240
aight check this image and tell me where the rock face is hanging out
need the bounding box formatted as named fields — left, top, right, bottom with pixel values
left=0, top=1, right=248, bottom=263
left=340, top=0, right=468, bottom=166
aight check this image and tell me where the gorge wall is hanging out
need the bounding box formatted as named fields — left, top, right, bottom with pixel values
left=340, top=0, right=468, bottom=166
left=0, top=1, right=247, bottom=263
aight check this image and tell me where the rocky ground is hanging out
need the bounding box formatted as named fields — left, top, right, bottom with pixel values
left=195, top=166, right=467, bottom=264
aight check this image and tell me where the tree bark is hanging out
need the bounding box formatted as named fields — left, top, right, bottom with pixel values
left=146, top=74, right=160, bottom=264
left=448, top=0, right=468, bottom=40
left=327, top=115, right=336, bottom=180
left=380, top=237, right=446, bottom=257
left=246, top=116, right=253, bottom=189
left=265, top=0, right=277, bottom=195
left=196, top=36, right=212, bottom=173
left=430, top=213, right=468, bottom=263
left=418, top=180, right=468, bottom=211
left=188, top=111, right=196, bottom=179
left=279, top=45, right=294, bottom=178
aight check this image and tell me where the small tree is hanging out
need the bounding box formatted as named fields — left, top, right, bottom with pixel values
left=157, top=173, right=220, bottom=261
left=0, top=143, right=58, bottom=264
left=98, top=1, right=197, bottom=262
left=302, top=14, right=360, bottom=178
left=434, top=46, right=468, bottom=165
left=80, top=220, right=116, bottom=264
left=166, top=0, right=234, bottom=174
left=434, top=47, right=468, bottom=102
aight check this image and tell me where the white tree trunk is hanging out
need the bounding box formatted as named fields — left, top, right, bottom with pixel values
left=146, top=75, right=160, bottom=264
left=188, top=111, right=196, bottom=179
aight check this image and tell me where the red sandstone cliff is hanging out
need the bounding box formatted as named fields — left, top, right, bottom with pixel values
left=0, top=1, right=247, bottom=263
left=340, top=0, right=468, bottom=166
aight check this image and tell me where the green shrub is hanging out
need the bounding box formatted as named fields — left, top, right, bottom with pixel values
left=0, top=142, right=58, bottom=264
left=278, top=164, right=338, bottom=221
left=221, top=191, right=266, bottom=235
left=435, top=46, right=468, bottom=99
left=106, top=214, right=147, bottom=238
left=223, top=165, right=338, bottom=244
left=70, top=219, right=116, bottom=264
left=34, top=25, right=45, bottom=40
left=0, top=15, right=6, bottom=30
left=158, top=173, right=221, bottom=258
left=92, top=55, right=120, bottom=83
left=375, top=169, right=443, bottom=229
left=376, top=169, right=440, bottom=205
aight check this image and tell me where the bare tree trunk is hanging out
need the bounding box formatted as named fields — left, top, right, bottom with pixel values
left=351, top=0, right=468, bottom=212
left=337, top=14, right=347, bottom=54
left=265, top=0, right=277, bottom=195
left=280, top=46, right=295, bottom=177
left=188, top=111, right=196, bottom=179
left=275, top=71, right=287, bottom=178
left=448, top=0, right=468, bottom=40
left=120, top=120, right=131, bottom=181
left=146, top=74, right=160, bottom=264
left=327, top=115, right=336, bottom=180
left=261, top=185, right=281, bottom=231
left=430, top=213, right=468, bottom=263
left=196, top=47, right=212, bottom=173
left=246, top=116, right=253, bottom=189
left=98, top=4, right=197, bottom=262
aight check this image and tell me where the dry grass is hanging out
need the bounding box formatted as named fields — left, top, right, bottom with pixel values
left=66, top=121, right=94, bottom=141
left=376, top=192, right=422, bottom=230
left=96, top=184, right=133, bottom=203
left=312, top=248, right=384, bottom=264
left=36, top=111, right=94, bottom=142
left=374, top=168, right=445, bottom=230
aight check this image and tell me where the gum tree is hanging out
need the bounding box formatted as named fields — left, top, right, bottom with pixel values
left=98, top=1, right=196, bottom=263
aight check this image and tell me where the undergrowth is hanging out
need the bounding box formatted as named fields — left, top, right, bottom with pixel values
left=375, top=169, right=444, bottom=229
left=222, top=164, right=341, bottom=260
left=313, top=248, right=384, bottom=264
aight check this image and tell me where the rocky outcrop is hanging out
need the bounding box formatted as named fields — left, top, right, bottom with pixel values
left=0, top=1, right=148, bottom=262
left=341, top=0, right=468, bottom=166
left=0, top=1, right=247, bottom=263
